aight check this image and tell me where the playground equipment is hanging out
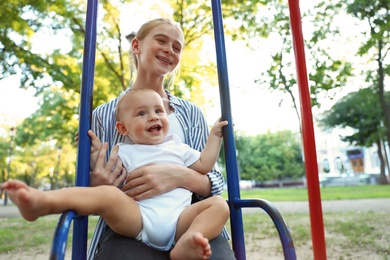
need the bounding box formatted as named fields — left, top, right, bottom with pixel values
left=50, top=0, right=327, bottom=259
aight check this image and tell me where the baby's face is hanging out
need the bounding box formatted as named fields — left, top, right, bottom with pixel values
left=119, top=91, right=169, bottom=145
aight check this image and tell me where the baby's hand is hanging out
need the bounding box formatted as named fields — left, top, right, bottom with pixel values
left=210, top=118, right=228, bottom=138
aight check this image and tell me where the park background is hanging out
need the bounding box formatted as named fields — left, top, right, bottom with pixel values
left=1, top=0, right=389, bottom=189
left=0, top=0, right=390, bottom=258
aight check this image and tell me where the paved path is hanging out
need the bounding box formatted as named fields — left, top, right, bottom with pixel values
left=240, top=198, right=390, bottom=215
left=1, top=198, right=389, bottom=218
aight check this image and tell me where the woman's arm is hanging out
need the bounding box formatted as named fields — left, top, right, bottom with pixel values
left=122, top=163, right=212, bottom=201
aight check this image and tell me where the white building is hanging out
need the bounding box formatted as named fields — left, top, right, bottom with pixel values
left=315, top=126, right=386, bottom=178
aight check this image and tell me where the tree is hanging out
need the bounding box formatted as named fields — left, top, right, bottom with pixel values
left=2, top=1, right=218, bottom=157
left=0, top=0, right=87, bottom=93
left=170, top=0, right=270, bottom=100
left=3, top=0, right=256, bottom=147
left=255, top=0, right=353, bottom=132
left=1, top=0, right=129, bottom=149
left=235, top=130, right=304, bottom=182
left=319, top=88, right=390, bottom=184
left=0, top=0, right=273, bottom=186
left=15, top=87, right=78, bottom=147
left=0, top=134, right=10, bottom=198
left=345, top=0, right=390, bottom=157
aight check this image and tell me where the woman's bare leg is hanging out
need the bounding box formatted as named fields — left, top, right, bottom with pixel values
left=170, top=196, right=230, bottom=260
left=0, top=179, right=142, bottom=237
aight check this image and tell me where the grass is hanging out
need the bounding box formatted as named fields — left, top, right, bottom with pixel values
left=223, top=184, right=390, bottom=201
left=0, top=215, right=99, bottom=257
left=0, top=184, right=389, bottom=258
left=0, top=218, right=63, bottom=252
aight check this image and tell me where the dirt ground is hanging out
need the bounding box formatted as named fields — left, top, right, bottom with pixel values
left=244, top=213, right=390, bottom=260
left=244, top=199, right=390, bottom=260
left=1, top=198, right=389, bottom=259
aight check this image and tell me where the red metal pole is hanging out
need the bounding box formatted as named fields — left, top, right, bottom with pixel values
left=287, top=0, right=327, bottom=259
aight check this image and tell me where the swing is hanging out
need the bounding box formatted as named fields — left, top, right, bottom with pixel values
left=50, top=0, right=327, bottom=259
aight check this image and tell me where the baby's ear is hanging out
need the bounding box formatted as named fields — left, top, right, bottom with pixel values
left=116, top=122, right=127, bottom=136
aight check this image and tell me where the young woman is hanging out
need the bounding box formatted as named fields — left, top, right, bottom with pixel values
left=87, top=18, right=235, bottom=259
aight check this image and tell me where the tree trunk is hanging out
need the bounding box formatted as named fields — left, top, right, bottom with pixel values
left=376, top=139, right=389, bottom=184
left=381, top=139, right=390, bottom=179
left=377, top=39, right=390, bottom=180
left=0, top=169, right=5, bottom=199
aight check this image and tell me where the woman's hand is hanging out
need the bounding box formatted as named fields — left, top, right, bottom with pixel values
left=74, top=130, right=103, bottom=167
left=74, top=131, right=79, bottom=147
left=122, top=164, right=211, bottom=201
left=88, top=130, right=103, bottom=169
left=90, top=142, right=126, bottom=187
left=122, top=164, right=185, bottom=201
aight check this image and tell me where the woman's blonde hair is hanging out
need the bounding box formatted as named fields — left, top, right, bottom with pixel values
left=129, top=18, right=184, bottom=88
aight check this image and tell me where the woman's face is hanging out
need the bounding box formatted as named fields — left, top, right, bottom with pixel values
left=134, top=24, right=184, bottom=76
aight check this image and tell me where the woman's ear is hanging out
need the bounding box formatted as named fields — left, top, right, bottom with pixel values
left=116, top=122, right=128, bottom=136
left=132, top=38, right=140, bottom=54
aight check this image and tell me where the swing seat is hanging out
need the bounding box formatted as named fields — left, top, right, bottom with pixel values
left=50, top=198, right=296, bottom=259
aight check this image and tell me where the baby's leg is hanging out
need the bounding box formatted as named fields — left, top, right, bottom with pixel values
left=1, top=180, right=122, bottom=221
left=1, top=180, right=142, bottom=238
left=170, top=196, right=230, bottom=260
left=1, top=180, right=50, bottom=221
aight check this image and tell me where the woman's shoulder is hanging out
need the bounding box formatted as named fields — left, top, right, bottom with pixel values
left=93, top=90, right=128, bottom=114
left=169, top=93, right=202, bottom=111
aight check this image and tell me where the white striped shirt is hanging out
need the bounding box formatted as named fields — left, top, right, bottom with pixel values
left=87, top=89, right=228, bottom=259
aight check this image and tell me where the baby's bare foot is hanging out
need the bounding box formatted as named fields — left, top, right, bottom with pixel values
left=1, top=180, right=47, bottom=221
left=170, top=232, right=211, bottom=260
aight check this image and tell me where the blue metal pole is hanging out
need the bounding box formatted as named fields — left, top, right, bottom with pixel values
left=210, top=0, right=246, bottom=259
left=50, top=211, right=76, bottom=260
left=235, top=199, right=296, bottom=259
left=72, top=0, right=98, bottom=258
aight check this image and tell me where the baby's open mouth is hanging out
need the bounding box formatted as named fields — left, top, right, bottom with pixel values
left=148, top=125, right=162, bottom=132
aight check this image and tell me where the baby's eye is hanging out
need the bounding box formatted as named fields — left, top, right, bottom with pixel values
left=138, top=111, right=146, bottom=116
left=155, top=109, right=163, bottom=114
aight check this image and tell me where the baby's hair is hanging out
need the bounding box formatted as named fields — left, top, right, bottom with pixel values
left=115, top=89, right=157, bottom=121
